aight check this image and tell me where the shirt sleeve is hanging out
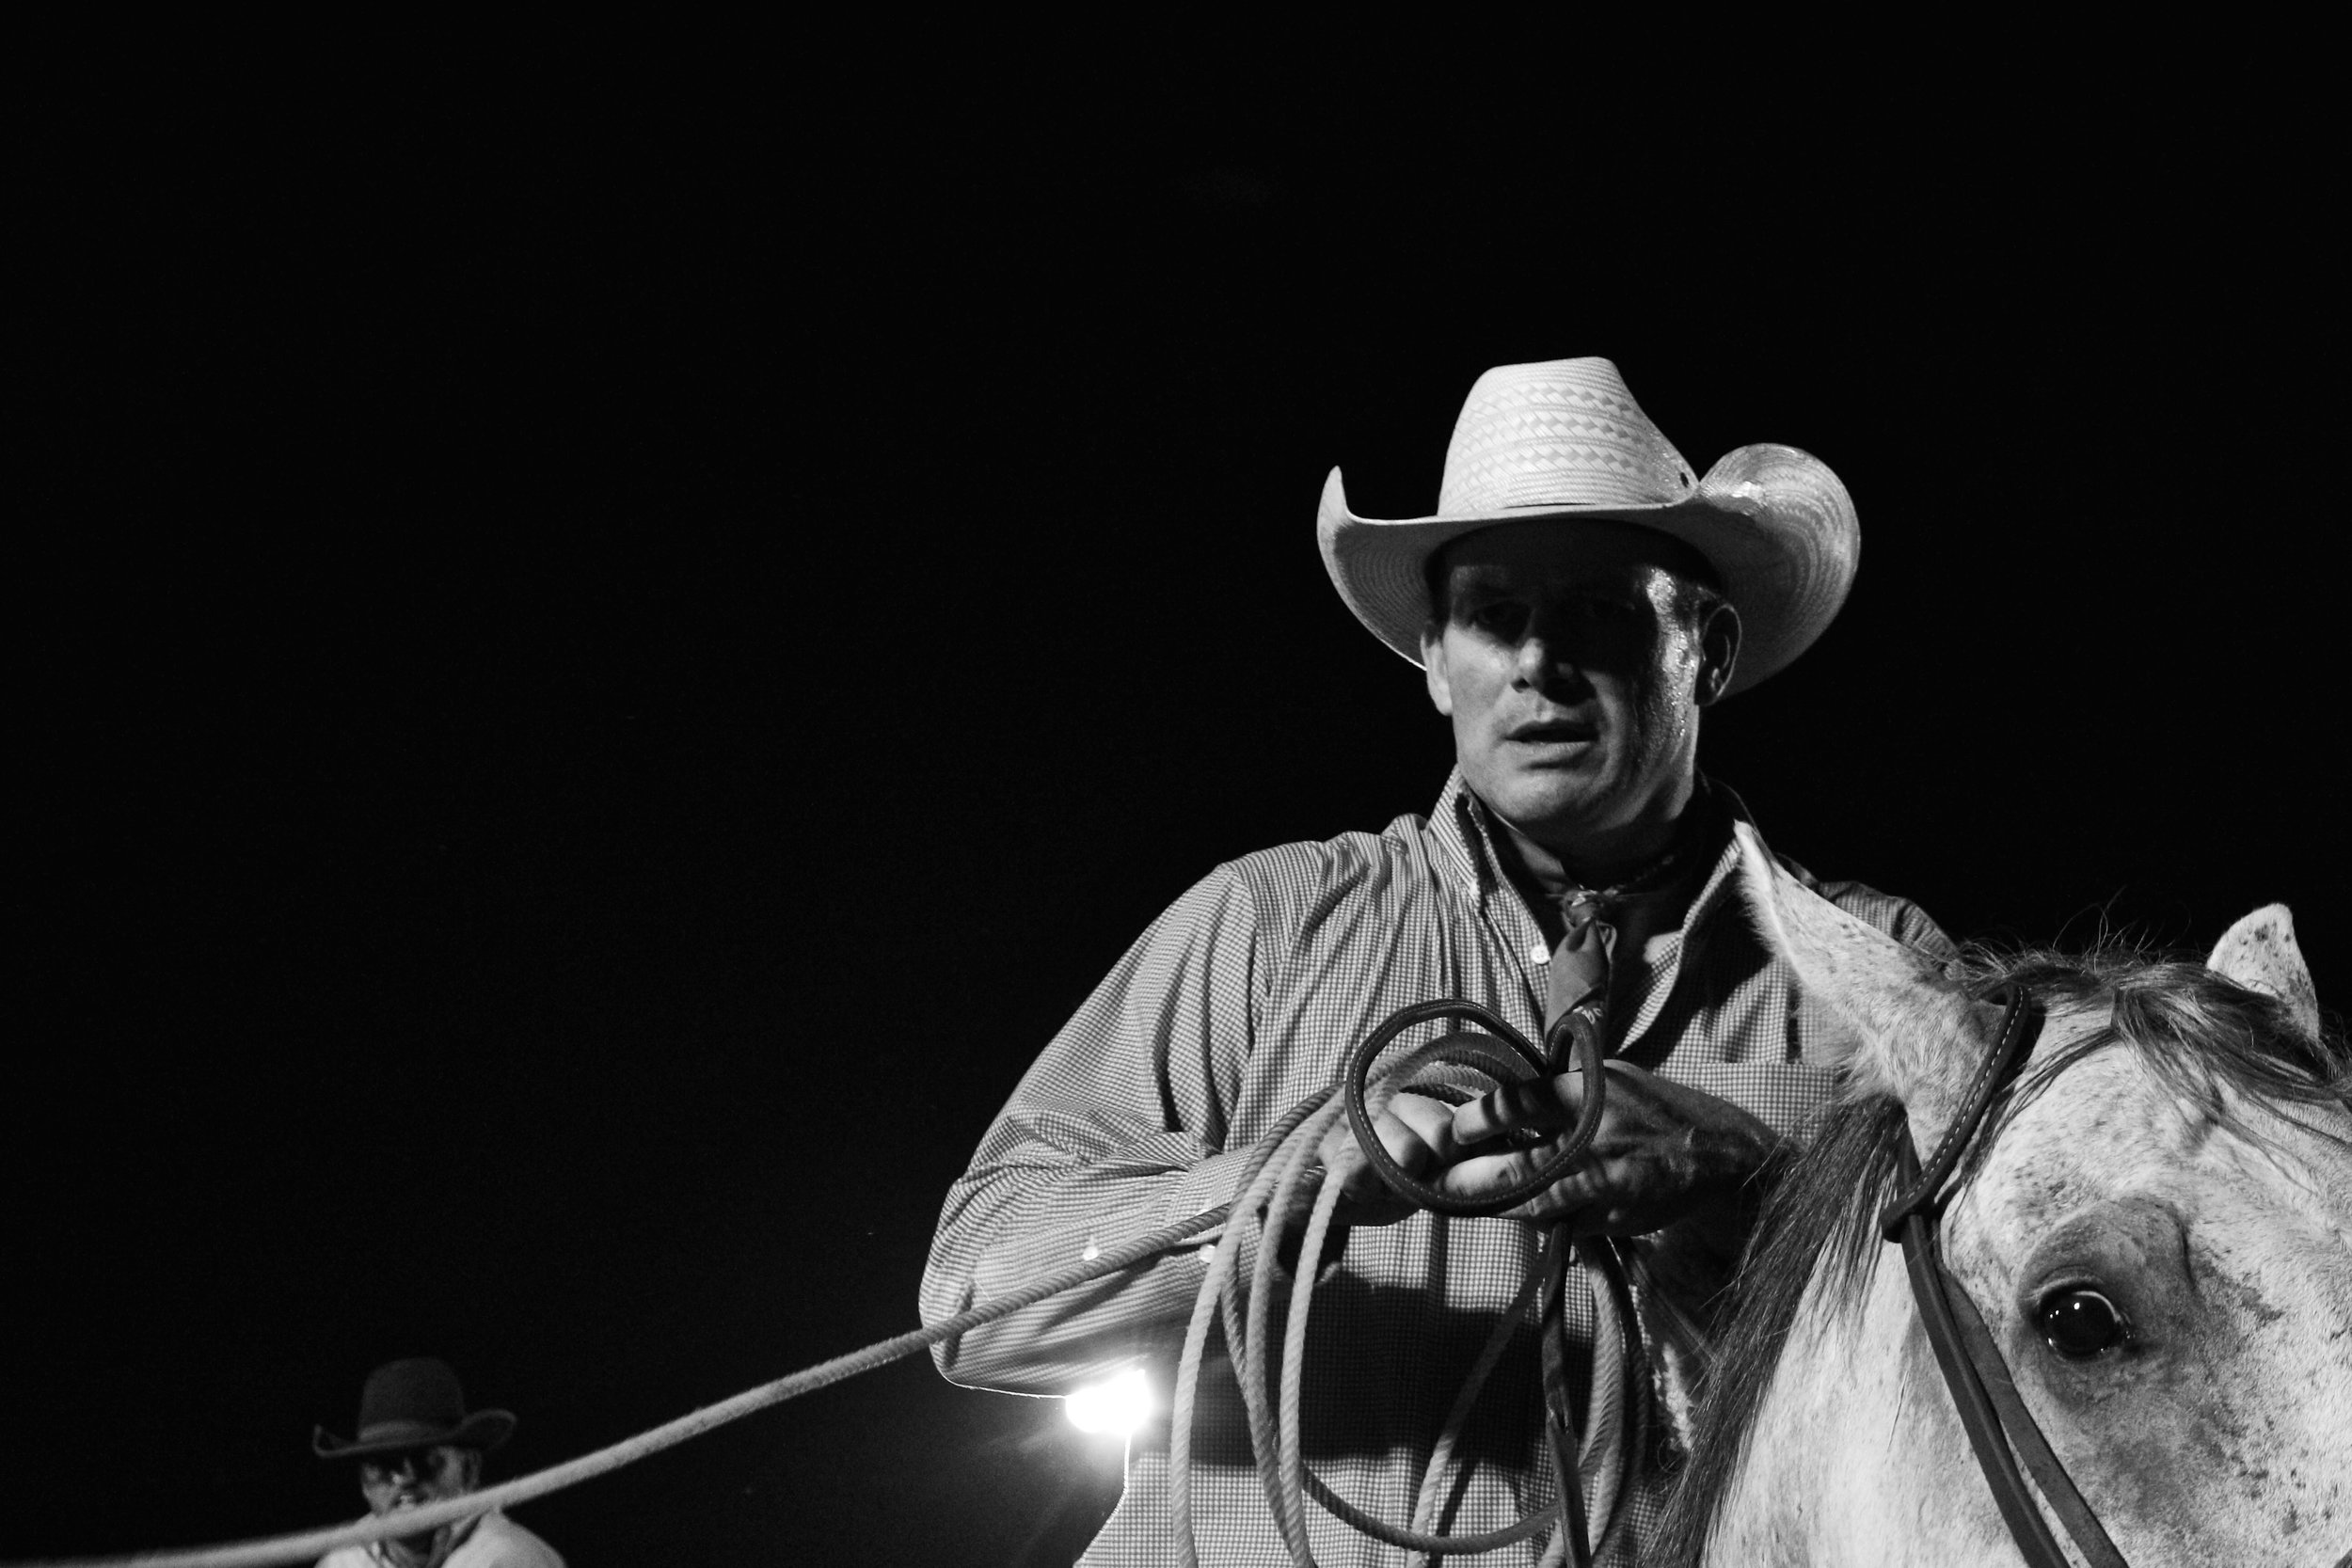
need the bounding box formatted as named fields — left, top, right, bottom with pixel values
left=917, top=863, right=1266, bottom=1396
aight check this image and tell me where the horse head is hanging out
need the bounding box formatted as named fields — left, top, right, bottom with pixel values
left=1669, top=825, right=2352, bottom=1564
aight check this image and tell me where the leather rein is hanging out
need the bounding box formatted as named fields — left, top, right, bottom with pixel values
left=1876, top=986, right=2131, bottom=1568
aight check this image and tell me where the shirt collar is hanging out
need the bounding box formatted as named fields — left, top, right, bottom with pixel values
left=364, top=1511, right=484, bottom=1568
left=1429, top=768, right=1752, bottom=920
left=1426, top=768, right=1504, bottom=908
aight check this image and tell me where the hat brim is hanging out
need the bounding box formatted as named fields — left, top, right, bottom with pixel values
left=313, top=1410, right=516, bottom=1460
left=1316, top=443, right=1858, bottom=696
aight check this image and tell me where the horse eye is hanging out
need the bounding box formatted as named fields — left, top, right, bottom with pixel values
left=2036, top=1288, right=2129, bottom=1359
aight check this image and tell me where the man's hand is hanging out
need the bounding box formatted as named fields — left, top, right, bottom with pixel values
left=1263, top=1091, right=1459, bottom=1237
left=1438, top=1063, right=1782, bottom=1238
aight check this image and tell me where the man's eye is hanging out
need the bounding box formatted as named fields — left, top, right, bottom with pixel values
left=1469, top=604, right=1527, bottom=637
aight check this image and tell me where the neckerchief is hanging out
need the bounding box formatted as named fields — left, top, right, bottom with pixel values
left=1485, top=781, right=1730, bottom=1057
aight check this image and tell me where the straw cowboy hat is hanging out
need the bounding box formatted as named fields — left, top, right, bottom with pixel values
left=313, top=1357, right=516, bottom=1460
left=1316, top=357, right=1858, bottom=695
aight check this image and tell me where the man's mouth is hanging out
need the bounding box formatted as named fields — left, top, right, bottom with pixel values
left=1505, top=719, right=1597, bottom=746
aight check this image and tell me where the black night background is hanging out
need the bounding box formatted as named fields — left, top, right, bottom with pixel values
left=10, top=52, right=2343, bottom=1568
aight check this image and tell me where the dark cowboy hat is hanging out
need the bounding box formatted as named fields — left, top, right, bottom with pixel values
left=313, top=1357, right=516, bottom=1460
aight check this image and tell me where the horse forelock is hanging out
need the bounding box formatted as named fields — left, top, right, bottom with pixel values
left=1653, top=939, right=2352, bottom=1565
left=1974, top=946, right=2352, bottom=1176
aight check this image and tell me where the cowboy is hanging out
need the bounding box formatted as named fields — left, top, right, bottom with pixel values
left=919, top=358, right=1951, bottom=1565
left=313, top=1358, right=564, bottom=1568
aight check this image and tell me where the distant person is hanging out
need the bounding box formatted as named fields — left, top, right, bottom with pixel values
left=313, top=1357, right=564, bottom=1568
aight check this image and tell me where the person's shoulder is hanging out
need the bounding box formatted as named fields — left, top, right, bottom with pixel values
left=1129, top=816, right=1430, bottom=969
left=455, top=1512, right=565, bottom=1568
left=315, top=1549, right=372, bottom=1568
left=1213, top=814, right=1428, bottom=911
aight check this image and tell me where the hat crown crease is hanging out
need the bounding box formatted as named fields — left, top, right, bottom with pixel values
left=1438, top=358, right=1697, bottom=516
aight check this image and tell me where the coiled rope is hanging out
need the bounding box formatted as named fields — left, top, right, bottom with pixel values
left=1169, top=1001, right=1639, bottom=1568
left=8, top=1005, right=1639, bottom=1568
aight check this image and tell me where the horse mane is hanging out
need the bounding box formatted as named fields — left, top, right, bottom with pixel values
left=1650, top=941, right=2352, bottom=1566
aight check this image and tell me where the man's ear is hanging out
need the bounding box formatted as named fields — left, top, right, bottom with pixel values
left=1694, top=599, right=1741, bottom=707
left=1422, top=623, right=1455, bottom=716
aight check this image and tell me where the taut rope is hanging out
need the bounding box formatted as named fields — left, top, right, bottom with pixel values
left=8, top=1010, right=1633, bottom=1568
left=0, top=1209, right=1224, bottom=1568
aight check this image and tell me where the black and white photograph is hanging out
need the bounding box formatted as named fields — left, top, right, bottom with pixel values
left=11, top=49, right=2347, bottom=1568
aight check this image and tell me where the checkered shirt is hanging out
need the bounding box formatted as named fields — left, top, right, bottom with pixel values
left=919, top=772, right=1949, bottom=1565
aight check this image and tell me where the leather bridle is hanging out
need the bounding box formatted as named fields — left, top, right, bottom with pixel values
left=1877, top=986, right=2131, bottom=1568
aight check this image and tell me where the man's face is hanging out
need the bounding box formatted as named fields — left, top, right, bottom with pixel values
left=358, top=1444, right=479, bottom=1520
left=1421, top=519, right=1737, bottom=856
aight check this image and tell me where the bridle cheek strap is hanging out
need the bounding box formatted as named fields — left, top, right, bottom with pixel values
left=1941, top=1271, right=2129, bottom=1568
left=1881, top=988, right=2131, bottom=1568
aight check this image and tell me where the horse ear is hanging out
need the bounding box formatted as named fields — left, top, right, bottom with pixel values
left=1730, top=822, right=1988, bottom=1132
left=2207, top=904, right=2321, bottom=1039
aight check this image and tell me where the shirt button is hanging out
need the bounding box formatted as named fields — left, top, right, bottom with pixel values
left=1530, top=940, right=1550, bottom=965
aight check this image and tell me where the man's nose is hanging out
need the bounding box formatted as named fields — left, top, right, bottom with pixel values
left=1513, top=632, right=1561, bottom=686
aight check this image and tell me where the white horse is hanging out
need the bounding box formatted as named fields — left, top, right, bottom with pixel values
left=1655, top=826, right=2352, bottom=1564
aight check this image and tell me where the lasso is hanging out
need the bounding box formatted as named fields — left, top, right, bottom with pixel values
left=8, top=1006, right=1635, bottom=1568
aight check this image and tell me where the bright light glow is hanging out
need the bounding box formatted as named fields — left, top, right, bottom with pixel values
left=1065, top=1368, right=1153, bottom=1435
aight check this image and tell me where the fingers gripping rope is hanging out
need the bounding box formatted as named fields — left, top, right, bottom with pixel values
left=1343, top=1000, right=1611, bottom=1213
left=11, top=1005, right=1636, bottom=1568
left=1168, top=1005, right=1636, bottom=1568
